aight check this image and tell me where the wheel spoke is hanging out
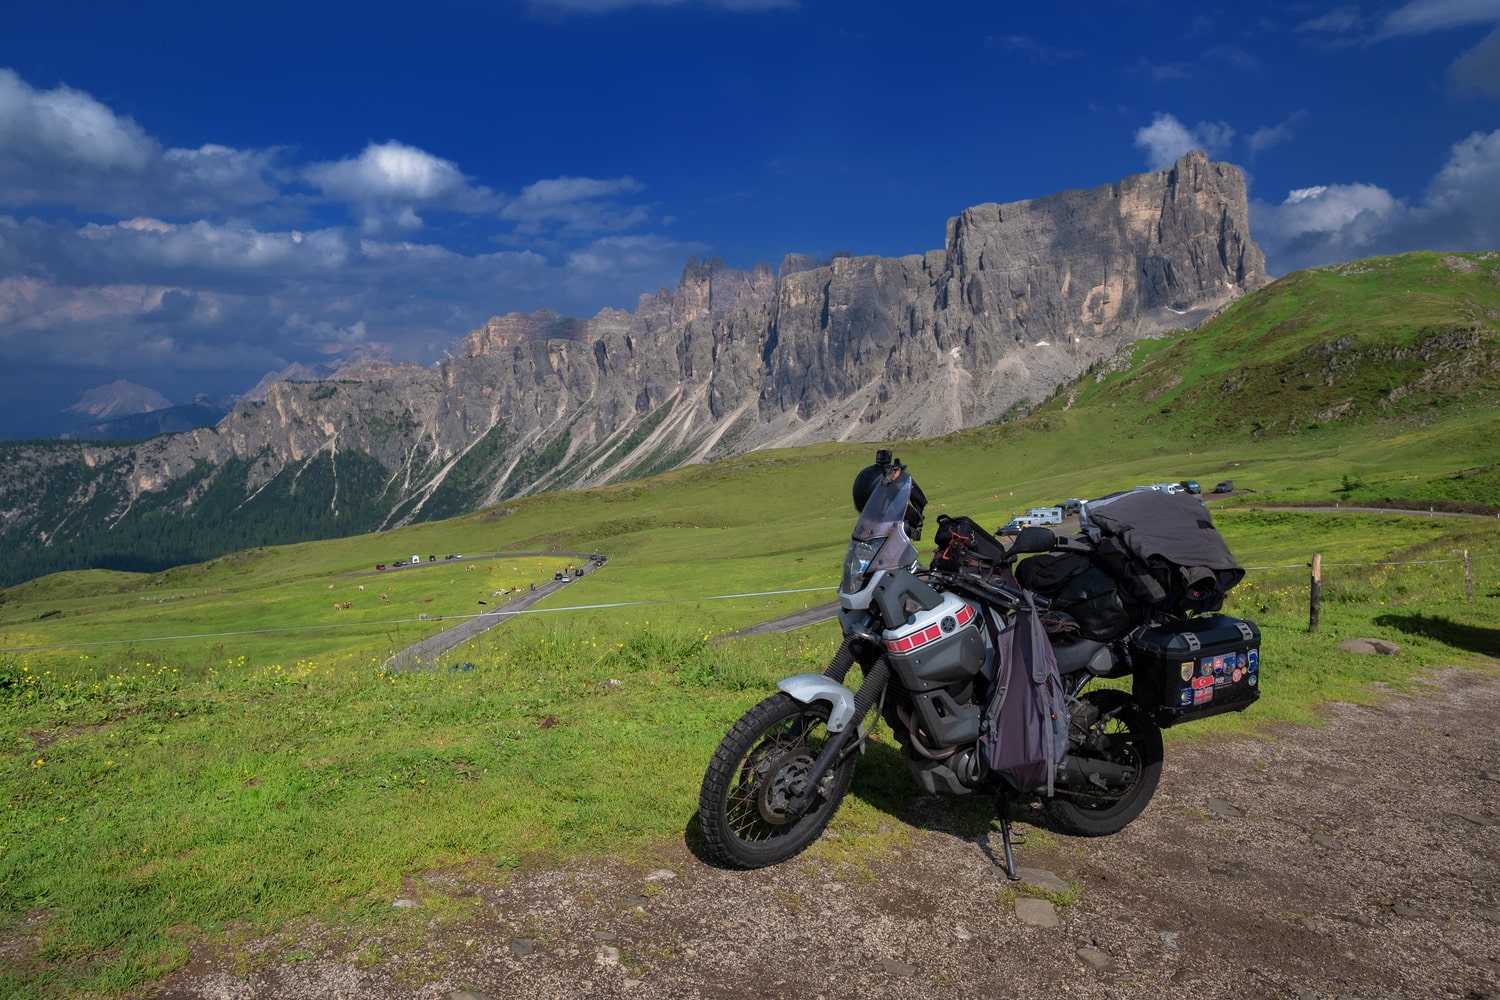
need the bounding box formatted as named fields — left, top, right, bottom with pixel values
left=699, top=693, right=859, bottom=867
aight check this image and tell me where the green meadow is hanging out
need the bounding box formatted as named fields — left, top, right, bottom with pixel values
left=3, top=251, right=1500, bottom=998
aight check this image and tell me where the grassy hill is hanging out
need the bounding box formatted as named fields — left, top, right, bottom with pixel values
left=3, top=251, right=1500, bottom=998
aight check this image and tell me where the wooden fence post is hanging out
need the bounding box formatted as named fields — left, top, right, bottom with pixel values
left=1309, top=553, right=1322, bottom=633
left=1464, top=549, right=1473, bottom=604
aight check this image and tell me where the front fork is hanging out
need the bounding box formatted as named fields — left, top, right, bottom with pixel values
left=775, top=635, right=888, bottom=815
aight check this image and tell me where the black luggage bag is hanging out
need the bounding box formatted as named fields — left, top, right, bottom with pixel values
left=1131, top=614, right=1261, bottom=726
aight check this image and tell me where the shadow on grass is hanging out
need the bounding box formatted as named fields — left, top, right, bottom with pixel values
left=1373, top=612, right=1500, bottom=658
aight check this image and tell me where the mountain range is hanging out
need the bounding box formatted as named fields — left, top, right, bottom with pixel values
left=0, top=150, right=1266, bottom=586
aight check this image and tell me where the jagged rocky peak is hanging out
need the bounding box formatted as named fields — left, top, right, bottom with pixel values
left=463, top=309, right=591, bottom=356
left=937, top=150, right=1266, bottom=344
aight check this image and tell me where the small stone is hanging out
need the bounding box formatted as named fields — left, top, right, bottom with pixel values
left=596, top=945, right=620, bottom=967
left=1076, top=945, right=1116, bottom=972
left=1205, top=797, right=1244, bottom=818
left=1342, top=912, right=1375, bottom=927
left=1391, top=904, right=1426, bottom=919
left=955, top=923, right=974, bottom=941
left=1158, top=931, right=1180, bottom=949
left=1015, top=897, right=1061, bottom=928
left=392, top=898, right=418, bottom=909
left=1312, top=834, right=1343, bottom=850
left=593, top=930, right=617, bottom=941
left=873, top=958, right=917, bottom=976
left=644, top=869, right=677, bottom=881
left=509, top=938, right=534, bottom=957
left=1016, top=867, right=1071, bottom=894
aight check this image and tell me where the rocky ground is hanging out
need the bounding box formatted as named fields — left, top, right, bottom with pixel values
left=151, top=668, right=1500, bottom=1000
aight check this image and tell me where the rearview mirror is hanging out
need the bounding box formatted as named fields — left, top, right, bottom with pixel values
left=1010, top=526, right=1058, bottom=554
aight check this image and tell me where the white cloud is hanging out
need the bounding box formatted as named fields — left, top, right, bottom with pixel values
left=304, top=141, right=499, bottom=232
left=1134, top=113, right=1235, bottom=170
left=1425, top=128, right=1500, bottom=212
left=1380, top=0, right=1500, bottom=37
left=501, top=175, right=651, bottom=233
left=1297, top=6, right=1366, bottom=34
left=0, top=68, right=154, bottom=173
left=1251, top=127, right=1500, bottom=273
left=1246, top=111, right=1307, bottom=156
left=0, top=69, right=283, bottom=217
left=1450, top=24, right=1500, bottom=93
left=306, top=142, right=466, bottom=201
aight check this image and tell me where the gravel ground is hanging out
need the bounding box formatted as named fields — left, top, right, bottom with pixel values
left=151, top=667, right=1500, bottom=1000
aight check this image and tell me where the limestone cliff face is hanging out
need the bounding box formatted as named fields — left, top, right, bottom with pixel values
left=4, top=151, right=1267, bottom=547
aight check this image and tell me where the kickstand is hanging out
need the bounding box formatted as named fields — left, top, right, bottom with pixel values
left=991, top=784, right=1021, bottom=881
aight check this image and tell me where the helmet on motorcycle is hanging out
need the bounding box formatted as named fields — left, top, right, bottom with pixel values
left=851, top=463, right=885, bottom=513
left=851, top=454, right=928, bottom=539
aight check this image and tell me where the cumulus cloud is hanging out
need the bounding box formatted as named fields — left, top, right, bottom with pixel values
left=304, top=141, right=499, bottom=232
left=1134, top=113, right=1235, bottom=170
left=0, top=69, right=281, bottom=217
left=0, top=68, right=707, bottom=435
left=1251, top=127, right=1500, bottom=274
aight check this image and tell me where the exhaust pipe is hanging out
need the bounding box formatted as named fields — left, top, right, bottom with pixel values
left=1057, top=755, right=1136, bottom=791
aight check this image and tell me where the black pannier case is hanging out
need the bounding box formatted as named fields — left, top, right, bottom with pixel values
left=1131, top=614, right=1261, bottom=726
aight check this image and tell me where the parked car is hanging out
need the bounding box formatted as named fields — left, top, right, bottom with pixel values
left=1061, top=498, right=1085, bottom=515
left=1213, top=480, right=1234, bottom=493
left=1152, top=481, right=1185, bottom=494
left=998, top=516, right=1034, bottom=536
left=1180, top=480, right=1201, bottom=494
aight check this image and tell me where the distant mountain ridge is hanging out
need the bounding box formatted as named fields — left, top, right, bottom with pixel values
left=64, top=380, right=172, bottom=420
left=59, top=395, right=238, bottom=442
left=0, top=150, right=1268, bottom=585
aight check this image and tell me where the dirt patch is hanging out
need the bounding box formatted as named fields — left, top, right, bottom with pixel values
left=152, top=668, right=1500, bottom=1000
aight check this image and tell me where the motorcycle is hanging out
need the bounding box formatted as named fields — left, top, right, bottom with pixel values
left=697, top=449, right=1259, bottom=875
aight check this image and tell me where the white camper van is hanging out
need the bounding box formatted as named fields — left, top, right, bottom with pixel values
left=1024, top=506, right=1064, bottom=525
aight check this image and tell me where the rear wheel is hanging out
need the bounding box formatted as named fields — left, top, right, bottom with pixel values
left=1044, top=688, right=1163, bottom=836
left=698, top=693, right=858, bottom=869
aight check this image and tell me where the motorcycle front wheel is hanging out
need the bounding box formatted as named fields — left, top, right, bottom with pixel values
left=698, top=692, right=858, bottom=869
left=1044, top=688, right=1163, bottom=836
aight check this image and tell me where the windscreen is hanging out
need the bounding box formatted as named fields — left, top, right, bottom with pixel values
left=841, top=467, right=920, bottom=594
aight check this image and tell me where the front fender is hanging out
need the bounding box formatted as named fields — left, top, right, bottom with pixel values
left=777, top=674, right=859, bottom=733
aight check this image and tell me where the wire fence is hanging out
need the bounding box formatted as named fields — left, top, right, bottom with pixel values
left=3, top=549, right=1495, bottom=655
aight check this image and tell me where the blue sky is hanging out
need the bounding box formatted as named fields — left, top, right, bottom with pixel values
left=1, top=0, right=1498, bottom=437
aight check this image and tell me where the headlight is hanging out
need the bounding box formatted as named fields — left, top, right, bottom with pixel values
left=841, top=537, right=885, bottom=594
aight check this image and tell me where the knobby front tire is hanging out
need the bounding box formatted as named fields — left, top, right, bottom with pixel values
left=698, top=693, right=858, bottom=869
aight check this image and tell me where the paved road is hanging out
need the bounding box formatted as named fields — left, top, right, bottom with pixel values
left=383, top=553, right=605, bottom=670
left=721, top=600, right=840, bottom=638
